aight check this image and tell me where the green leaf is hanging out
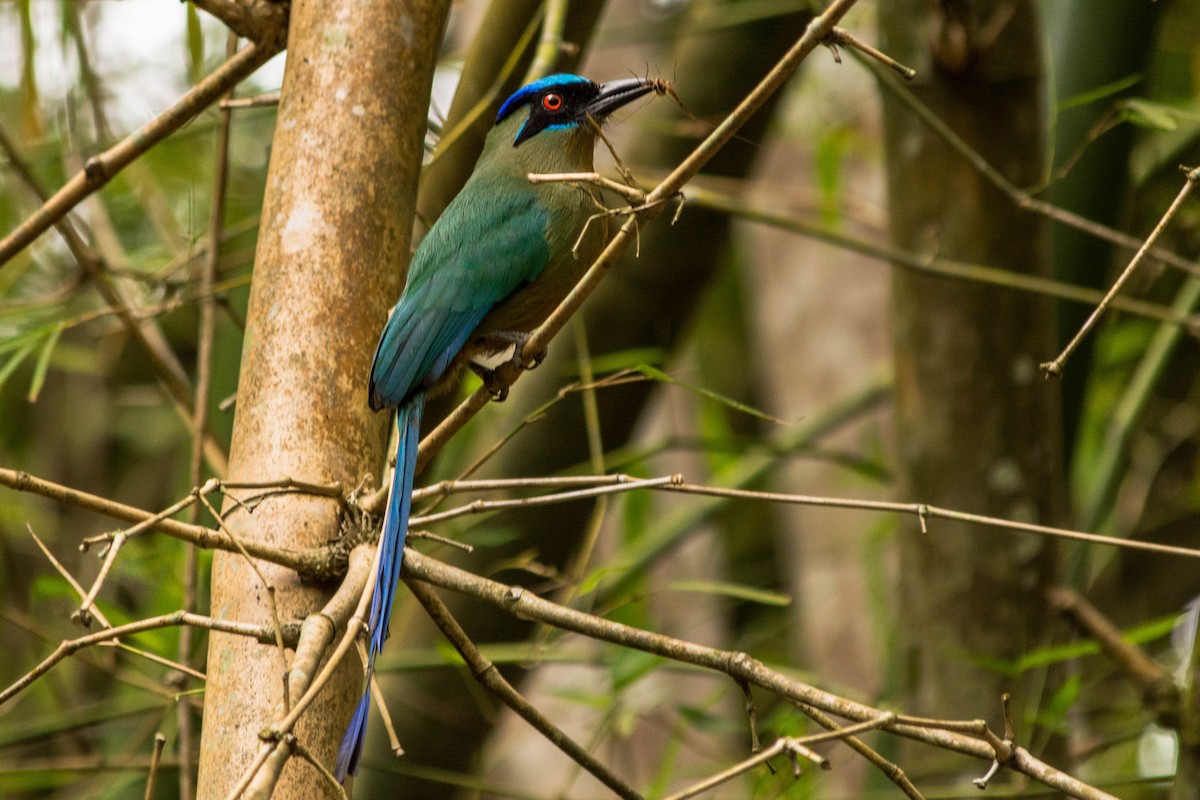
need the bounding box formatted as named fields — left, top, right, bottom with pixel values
left=27, top=322, right=62, bottom=402
left=667, top=580, right=792, bottom=607
left=576, top=565, right=612, bottom=596
left=634, top=364, right=787, bottom=426
left=1030, top=673, right=1082, bottom=733
left=0, top=341, right=36, bottom=394
left=970, top=614, right=1178, bottom=676
left=816, top=127, right=852, bottom=227
left=573, top=347, right=667, bottom=375
left=1058, top=73, right=1143, bottom=111
left=1120, top=97, right=1186, bottom=131
left=186, top=3, right=204, bottom=85
left=610, top=648, right=661, bottom=691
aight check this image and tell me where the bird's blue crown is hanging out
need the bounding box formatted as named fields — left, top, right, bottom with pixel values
left=496, top=73, right=592, bottom=123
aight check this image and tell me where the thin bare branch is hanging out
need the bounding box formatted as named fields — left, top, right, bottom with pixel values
left=867, top=51, right=1200, bottom=281
left=0, top=41, right=281, bottom=268
left=0, top=468, right=327, bottom=576
left=1043, top=165, right=1200, bottom=376
left=72, top=532, right=126, bottom=627
left=27, top=524, right=112, bottom=629
left=145, top=733, right=168, bottom=800
left=663, top=482, right=1200, bottom=561
left=407, top=578, right=642, bottom=799
left=791, top=702, right=924, bottom=799
left=239, top=544, right=379, bottom=798
left=1047, top=585, right=1179, bottom=721
left=822, top=26, right=916, bottom=79
left=0, top=611, right=290, bottom=707
left=686, top=183, right=1200, bottom=332
left=410, top=475, right=680, bottom=527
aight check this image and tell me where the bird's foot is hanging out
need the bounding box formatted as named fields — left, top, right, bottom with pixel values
left=468, top=362, right=510, bottom=401
left=479, top=330, right=547, bottom=370
left=468, top=331, right=548, bottom=402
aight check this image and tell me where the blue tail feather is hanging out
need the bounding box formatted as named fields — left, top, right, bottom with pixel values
left=334, top=397, right=424, bottom=780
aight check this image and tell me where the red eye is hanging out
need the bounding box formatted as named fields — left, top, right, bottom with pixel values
left=542, top=93, right=563, bottom=111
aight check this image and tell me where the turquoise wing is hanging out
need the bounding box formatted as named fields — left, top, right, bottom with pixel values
left=369, top=179, right=551, bottom=409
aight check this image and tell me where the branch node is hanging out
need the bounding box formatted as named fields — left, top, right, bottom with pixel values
left=83, top=156, right=107, bottom=186
left=973, top=759, right=1002, bottom=790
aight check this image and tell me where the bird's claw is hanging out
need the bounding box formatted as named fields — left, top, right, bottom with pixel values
left=468, top=362, right=511, bottom=401
left=524, top=347, right=547, bottom=370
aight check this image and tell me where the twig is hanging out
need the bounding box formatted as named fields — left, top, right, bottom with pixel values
left=411, top=474, right=647, bottom=502
left=791, top=702, right=924, bottom=799
left=0, top=468, right=328, bottom=576
left=685, top=183, right=1200, bottom=332
left=1042, top=165, right=1200, bottom=376
left=662, top=482, right=1200, bottom=561
left=145, top=732, right=167, bottom=800
left=27, top=524, right=113, bottom=629
left=107, top=640, right=206, bottom=682
left=81, top=489, right=205, bottom=549
left=867, top=51, right=1200, bottom=282
left=220, top=477, right=345, bottom=497
left=973, top=694, right=1015, bottom=790
left=220, top=91, right=281, bottom=109
left=369, top=671, right=404, bottom=757
left=0, top=41, right=281, bottom=268
left=238, top=544, right=380, bottom=798
left=406, top=578, right=643, bottom=800
left=410, top=475, right=681, bottom=527
left=72, top=532, right=126, bottom=627
left=0, top=610, right=290, bottom=707
left=527, top=171, right=648, bottom=204
left=822, top=26, right=915, bottom=79
left=737, top=680, right=764, bottom=755
left=661, top=734, right=833, bottom=800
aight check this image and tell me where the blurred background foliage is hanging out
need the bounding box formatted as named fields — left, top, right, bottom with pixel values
left=1, top=0, right=1199, bottom=797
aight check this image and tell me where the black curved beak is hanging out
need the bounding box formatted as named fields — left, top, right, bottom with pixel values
left=586, top=77, right=656, bottom=118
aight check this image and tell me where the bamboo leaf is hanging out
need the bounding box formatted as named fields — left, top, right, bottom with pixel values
left=1121, top=97, right=1182, bottom=131
left=0, top=341, right=36, bottom=394
left=186, top=3, right=205, bottom=85
left=26, top=323, right=62, bottom=402
left=667, top=580, right=792, bottom=607
left=634, top=364, right=788, bottom=425
left=1057, top=72, right=1143, bottom=111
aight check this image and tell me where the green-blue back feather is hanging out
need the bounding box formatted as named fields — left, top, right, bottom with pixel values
left=369, top=175, right=551, bottom=408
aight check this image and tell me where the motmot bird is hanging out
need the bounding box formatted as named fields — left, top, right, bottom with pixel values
left=335, top=73, right=656, bottom=779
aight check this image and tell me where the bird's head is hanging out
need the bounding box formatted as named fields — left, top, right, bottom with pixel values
left=495, top=74, right=656, bottom=148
